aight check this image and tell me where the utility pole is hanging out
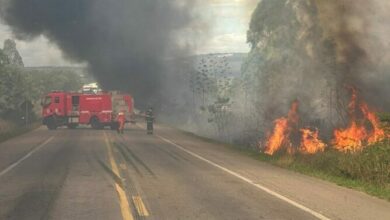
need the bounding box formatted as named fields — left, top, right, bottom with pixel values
left=25, top=98, right=29, bottom=127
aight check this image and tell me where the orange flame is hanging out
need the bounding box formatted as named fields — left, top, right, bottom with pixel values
left=360, top=102, right=385, bottom=144
left=332, top=88, right=386, bottom=152
left=300, top=128, right=327, bottom=154
left=264, top=118, right=289, bottom=155
left=264, top=101, right=298, bottom=155
left=333, top=121, right=367, bottom=152
left=263, top=87, right=387, bottom=155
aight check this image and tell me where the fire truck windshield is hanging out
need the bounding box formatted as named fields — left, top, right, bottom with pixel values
left=42, top=96, right=51, bottom=106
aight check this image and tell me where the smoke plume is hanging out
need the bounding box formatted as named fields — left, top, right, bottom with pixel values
left=316, top=0, right=390, bottom=110
left=0, top=0, right=200, bottom=106
left=246, top=0, right=390, bottom=132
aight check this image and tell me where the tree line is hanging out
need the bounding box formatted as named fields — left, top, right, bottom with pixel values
left=0, top=40, right=83, bottom=125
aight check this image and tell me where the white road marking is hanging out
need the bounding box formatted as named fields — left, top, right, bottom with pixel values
left=0, top=136, right=54, bottom=178
left=157, top=135, right=331, bottom=220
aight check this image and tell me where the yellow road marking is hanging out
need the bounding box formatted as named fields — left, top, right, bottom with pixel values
left=132, top=196, right=150, bottom=217
left=104, top=132, right=134, bottom=220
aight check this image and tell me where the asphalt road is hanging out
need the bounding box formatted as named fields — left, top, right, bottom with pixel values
left=0, top=124, right=389, bottom=220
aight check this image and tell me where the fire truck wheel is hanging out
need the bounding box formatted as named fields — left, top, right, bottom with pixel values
left=67, top=124, right=78, bottom=129
left=110, top=123, right=119, bottom=130
left=47, top=121, right=57, bottom=130
left=90, top=117, right=102, bottom=129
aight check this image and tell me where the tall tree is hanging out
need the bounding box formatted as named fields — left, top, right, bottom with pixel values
left=244, top=0, right=339, bottom=133
left=3, top=39, right=24, bottom=67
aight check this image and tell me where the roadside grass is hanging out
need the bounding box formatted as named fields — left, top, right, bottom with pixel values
left=378, top=112, right=390, bottom=122
left=177, top=129, right=390, bottom=201
left=237, top=141, right=390, bottom=201
left=0, top=122, right=40, bottom=144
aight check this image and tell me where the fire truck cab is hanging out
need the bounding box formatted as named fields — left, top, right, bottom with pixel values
left=41, top=91, right=134, bottom=130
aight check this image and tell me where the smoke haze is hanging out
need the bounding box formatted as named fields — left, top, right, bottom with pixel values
left=0, top=0, right=200, bottom=107
left=316, top=0, right=390, bottom=109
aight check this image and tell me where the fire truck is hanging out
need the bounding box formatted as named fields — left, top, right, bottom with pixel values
left=41, top=91, right=134, bottom=130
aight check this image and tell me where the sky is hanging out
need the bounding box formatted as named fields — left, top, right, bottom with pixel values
left=0, top=0, right=259, bottom=67
left=196, top=0, right=258, bottom=54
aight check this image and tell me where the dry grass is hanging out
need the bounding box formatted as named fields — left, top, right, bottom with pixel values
left=0, top=119, right=40, bottom=143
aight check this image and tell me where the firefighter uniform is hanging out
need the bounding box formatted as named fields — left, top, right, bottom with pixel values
left=145, top=109, right=154, bottom=134
left=117, top=112, right=126, bottom=134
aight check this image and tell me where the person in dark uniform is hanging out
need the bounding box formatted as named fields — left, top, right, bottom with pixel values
left=145, top=108, right=154, bottom=134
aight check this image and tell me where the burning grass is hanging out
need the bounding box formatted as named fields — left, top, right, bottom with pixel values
left=256, top=87, right=390, bottom=200
left=299, top=128, right=327, bottom=154
left=332, top=89, right=386, bottom=152
left=264, top=100, right=299, bottom=155
left=261, top=88, right=387, bottom=155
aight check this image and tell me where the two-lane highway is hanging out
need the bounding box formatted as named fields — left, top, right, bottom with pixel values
left=0, top=125, right=389, bottom=220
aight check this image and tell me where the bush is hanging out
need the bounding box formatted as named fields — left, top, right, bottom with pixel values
left=268, top=143, right=390, bottom=186
left=294, top=150, right=342, bottom=175
left=0, top=120, right=40, bottom=143
left=338, top=141, right=390, bottom=186
left=378, top=112, right=390, bottom=122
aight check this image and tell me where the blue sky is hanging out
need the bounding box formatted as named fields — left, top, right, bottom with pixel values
left=0, top=0, right=259, bottom=67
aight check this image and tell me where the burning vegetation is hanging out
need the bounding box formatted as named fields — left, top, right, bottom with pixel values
left=332, top=88, right=386, bottom=152
left=263, top=87, right=387, bottom=155
left=264, top=100, right=299, bottom=155
left=300, top=128, right=327, bottom=154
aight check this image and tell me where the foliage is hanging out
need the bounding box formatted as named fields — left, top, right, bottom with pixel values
left=0, top=49, right=9, bottom=66
left=0, top=121, right=40, bottom=143
left=24, top=68, right=83, bottom=101
left=186, top=54, right=237, bottom=138
left=3, top=39, right=24, bottom=67
left=0, top=39, right=84, bottom=124
left=338, top=141, right=390, bottom=186
left=243, top=0, right=341, bottom=131
left=0, top=52, right=29, bottom=121
left=207, top=97, right=232, bottom=138
left=378, top=112, right=390, bottom=122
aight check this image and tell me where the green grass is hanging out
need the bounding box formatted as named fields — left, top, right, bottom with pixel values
left=378, top=112, right=390, bottom=122
left=0, top=122, right=40, bottom=144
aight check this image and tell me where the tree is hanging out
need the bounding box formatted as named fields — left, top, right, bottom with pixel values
left=3, top=39, right=24, bottom=67
left=0, top=61, right=29, bottom=121
left=24, top=69, right=84, bottom=101
left=0, top=40, right=84, bottom=125
left=243, top=0, right=339, bottom=132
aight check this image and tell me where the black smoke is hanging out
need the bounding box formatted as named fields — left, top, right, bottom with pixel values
left=315, top=0, right=390, bottom=110
left=0, top=0, right=199, bottom=107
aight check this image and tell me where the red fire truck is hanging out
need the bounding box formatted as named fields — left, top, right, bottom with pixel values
left=41, top=91, right=134, bottom=130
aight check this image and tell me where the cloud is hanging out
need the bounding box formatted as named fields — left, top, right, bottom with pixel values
left=196, top=0, right=256, bottom=54
left=16, top=36, right=85, bottom=67
left=0, top=21, right=79, bottom=67
left=197, top=33, right=249, bottom=54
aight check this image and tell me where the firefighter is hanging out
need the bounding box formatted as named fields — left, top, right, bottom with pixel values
left=145, top=107, right=154, bottom=134
left=117, top=111, right=126, bottom=134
